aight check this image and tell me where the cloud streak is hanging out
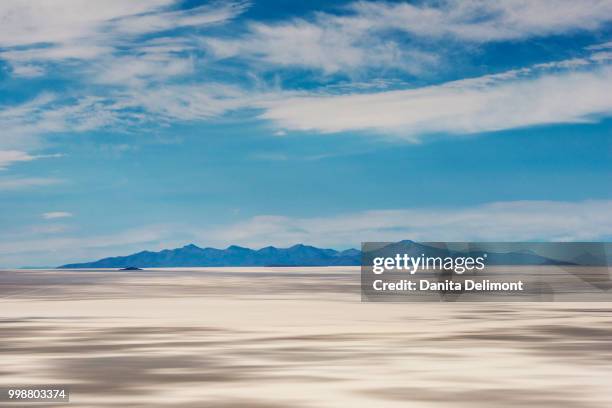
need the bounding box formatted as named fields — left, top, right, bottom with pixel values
left=0, top=0, right=248, bottom=83
left=0, top=150, right=36, bottom=170
left=0, top=177, right=64, bottom=191
left=42, top=212, right=73, bottom=220
left=4, top=55, right=612, bottom=145
left=204, top=0, right=612, bottom=74
left=210, top=200, right=612, bottom=247
left=0, top=150, right=63, bottom=170
left=350, top=0, right=612, bottom=42
left=0, top=0, right=247, bottom=48
left=259, top=63, right=612, bottom=138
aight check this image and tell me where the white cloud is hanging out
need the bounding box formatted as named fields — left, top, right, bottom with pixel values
left=0, top=0, right=248, bottom=84
left=587, top=41, right=612, bottom=51
left=258, top=64, right=612, bottom=138
left=2, top=45, right=114, bottom=63
left=5, top=55, right=611, bottom=145
left=0, top=94, right=128, bottom=149
left=203, top=13, right=438, bottom=75
left=3, top=0, right=609, bottom=80
left=350, top=0, right=612, bottom=42
left=204, top=0, right=612, bottom=74
left=0, top=0, right=169, bottom=47
left=10, top=64, right=45, bottom=77
left=0, top=150, right=63, bottom=170
left=0, top=150, right=36, bottom=170
left=87, top=52, right=612, bottom=135
left=0, top=1, right=247, bottom=47
left=207, top=200, right=612, bottom=248
left=42, top=212, right=73, bottom=220
left=3, top=52, right=612, bottom=145
left=121, top=84, right=252, bottom=121
left=93, top=54, right=195, bottom=86
left=0, top=177, right=63, bottom=190
left=110, top=2, right=249, bottom=36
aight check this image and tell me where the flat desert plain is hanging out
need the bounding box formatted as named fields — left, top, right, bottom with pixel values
left=1, top=267, right=612, bottom=407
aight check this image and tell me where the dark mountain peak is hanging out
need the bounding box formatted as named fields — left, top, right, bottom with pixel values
left=258, top=246, right=279, bottom=252
left=289, top=243, right=307, bottom=249
left=226, top=245, right=250, bottom=251
left=289, top=243, right=324, bottom=251
left=182, top=243, right=201, bottom=250
left=134, top=250, right=154, bottom=255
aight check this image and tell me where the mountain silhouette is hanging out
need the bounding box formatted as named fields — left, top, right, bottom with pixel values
left=58, top=243, right=361, bottom=268
left=58, top=241, right=609, bottom=269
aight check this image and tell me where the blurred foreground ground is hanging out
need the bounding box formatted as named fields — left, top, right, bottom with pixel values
left=1, top=267, right=612, bottom=407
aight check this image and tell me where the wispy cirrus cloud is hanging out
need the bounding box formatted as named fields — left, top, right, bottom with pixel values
left=204, top=18, right=439, bottom=75
left=259, top=61, right=612, bottom=138
left=349, top=0, right=612, bottom=42
left=4, top=0, right=609, bottom=79
left=204, top=0, right=612, bottom=74
left=4, top=52, right=611, bottom=145
left=0, top=150, right=63, bottom=170
left=0, top=150, right=36, bottom=170
left=0, top=0, right=248, bottom=82
left=0, top=0, right=168, bottom=47
left=0, top=1, right=250, bottom=155
left=0, top=177, right=64, bottom=191
left=208, top=200, right=612, bottom=248
left=0, top=94, right=124, bottom=151
left=0, top=0, right=248, bottom=49
left=42, top=212, right=73, bottom=220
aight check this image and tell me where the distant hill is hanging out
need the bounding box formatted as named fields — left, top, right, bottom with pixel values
left=58, top=244, right=362, bottom=268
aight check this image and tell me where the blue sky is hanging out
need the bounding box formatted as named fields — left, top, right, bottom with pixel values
left=0, top=0, right=611, bottom=267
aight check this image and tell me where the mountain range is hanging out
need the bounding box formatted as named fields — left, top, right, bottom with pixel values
left=59, top=244, right=361, bottom=268
left=58, top=241, right=610, bottom=269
